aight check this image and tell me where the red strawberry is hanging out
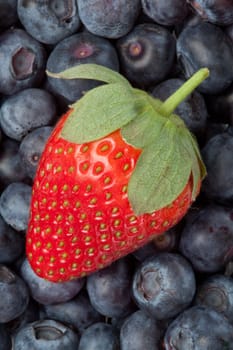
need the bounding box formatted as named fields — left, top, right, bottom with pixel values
left=26, top=64, right=208, bottom=282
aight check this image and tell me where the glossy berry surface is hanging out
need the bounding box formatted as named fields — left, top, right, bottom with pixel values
left=187, top=0, right=233, bottom=25
left=177, top=21, right=233, bottom=94
left=116, top=23, right=176, bottom=87
left=26, top=109, right=195, bottom=282
left=141, top=0, right=189, bottom=26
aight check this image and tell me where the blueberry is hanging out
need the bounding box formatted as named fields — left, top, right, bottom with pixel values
left=132, top=253, right=196, bottom=319
left=0, top=0, right=18, bottom=29
left=0, top=182, right=32, bottom=232
left=204, top=122, right=230, bottom=143
left=12, top=319, right=80, bottom=350
left=7, top=298, right=40, bottom=334
left=177, top=21, right=233, bottom=94
left=0, top=88, right=56, bottom=141
left=116, top=23, right=176, bottom=87
left=164, top=306, right=233, bottom=349
left=19, top=126, right=53, bottom=179
left=17, top=0, right=81, bottom=45
left=133, top=227, right=180, bottom=261
left=0, top=28, right=47, bottom=95
left=0, top=324, right=11, bottom=350
left=78, top=322, right=120, bottom=350
left=86, top=257, right=135, bottom=318
left=141, top=0, right=189, bottom=26
left=47, top=31, right=119, bottom=103
left=226, top=23, right=233, bottom=41
left=194, top=274, right=233, bottom=323
left=42, top=291, right=104, bottom=333
left=0, top=138, right=29, bottom=190
left=120, top=310, right=161, bottom=350
left=0, top=265, right=29, bottom=323
left=152, top=78, right=208, bottom=138
left=78, top=0, right=141, bottom=39
left=0, top=214, right=24, bottom=263
left=187, top=0, right=233, bottom=26
left=204, top=83, right=233, bottom=125
left=201, top=131, right=233, bottom=204
left=20, top=258, right=85, bottom=305
left=179, top=204, right=233, bottom=273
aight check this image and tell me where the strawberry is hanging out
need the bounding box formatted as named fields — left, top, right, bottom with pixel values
left=26, top=64, right=208, bottom=282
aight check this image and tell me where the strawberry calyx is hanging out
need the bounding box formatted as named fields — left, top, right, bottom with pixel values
left=47, top=64, right=209, bottom=215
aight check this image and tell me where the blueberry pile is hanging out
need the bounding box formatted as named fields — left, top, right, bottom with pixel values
left=0, top=1, right=233, bottom=349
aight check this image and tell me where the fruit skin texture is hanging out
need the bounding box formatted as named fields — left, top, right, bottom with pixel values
left=26, top=108, right=196, bottom=282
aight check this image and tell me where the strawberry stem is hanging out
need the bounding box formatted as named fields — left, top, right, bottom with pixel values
left=158, top=68, right=210, bottom=117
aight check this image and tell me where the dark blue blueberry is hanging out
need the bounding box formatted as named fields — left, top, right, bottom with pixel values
left=0, top=182, right=32, bottom=232
left=133, top=227, right=180, bottom=261
left=0, top=138, right=29, bottom=190
left=78, top=0, right=141, bottom=39
left=7, top=298, right=41, bottom=334
left=0, top=28, right=46, bottom=95
left=116, top=23, right=176, bottom=88
left=132, top=253, right=196, bottom=319
left=0, top=324, right=11, bottom=350
left=179, top=204, right=233, bottom=273
left=177, top=21, right=233, bottom=94
left=0, top=88, right=56, bottom=141
left=0, top=265, right=29, bottom=323
left=120, top=310, right=161, bottom=350
left=42, top=291, right=104, bottom=334
left=141, top=0, right=189, bottom=26
left=152, top=78, right=208, bottom=138
left=204, top=83, right=233, bottom=125
left=78, top=322, right=120, bottom=350
left=204, top=122, right=230, bottom=143
left=47, top=31, right=119, bottom=104
left=86, top=257, right=135, bottom=318
left=20, top=258, right=85, bottom=305
left=0, top=0, right=18, bottom=29
left=12, top=319, right=80, bottom=350
left=187, top=0, right=233, bottom=26
left=17, top=0, right=81, bottom=45
left=19, top=126, right=53, bottom=179
left=0, top=214, right=24, bottom=263
left=164, top=306, right=233, bottom=349
left=226, top=23, right=233, bottom=41
left=201, top=132, right=233, bottom=204
left=194, top=274, right=233, bottom=323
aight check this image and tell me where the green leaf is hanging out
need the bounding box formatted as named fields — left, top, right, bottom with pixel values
left=121, top=91, right=168, bottom=149
left=177, top=128, right=201, bottom=201
left=128, top=122, right=192, bottom=215
left=46, top=63, right=130, bottom=86
left=189, top=133, right=207, bottom=180
left=61, top=82, right=143, bottom=143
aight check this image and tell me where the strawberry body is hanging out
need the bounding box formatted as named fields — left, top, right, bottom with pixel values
left=27, top=109, right=194, bottom=282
